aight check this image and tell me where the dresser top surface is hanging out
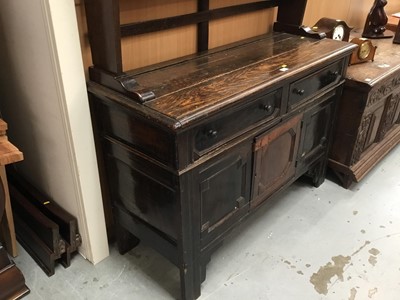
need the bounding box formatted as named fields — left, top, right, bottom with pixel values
left=92, top=32, right=355, bottom=127
left=346, top=30, right=400, bottom=88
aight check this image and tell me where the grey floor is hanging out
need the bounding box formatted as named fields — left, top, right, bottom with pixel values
left=14, top=145, right=400, bottom=300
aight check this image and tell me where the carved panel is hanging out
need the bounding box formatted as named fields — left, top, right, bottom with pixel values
left=368, top=75, right=400, bottom=107
left=395, top=94, right=400, bottom=124
left=351, top=114, right=373, bottom=165
left=377, top=93, right=400, bottom=140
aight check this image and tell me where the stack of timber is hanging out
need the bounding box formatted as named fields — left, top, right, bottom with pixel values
left=7, top=168, right=82, bottom=276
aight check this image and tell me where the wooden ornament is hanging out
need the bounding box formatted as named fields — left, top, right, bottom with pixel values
left=362, top=0, right=393, bottom=39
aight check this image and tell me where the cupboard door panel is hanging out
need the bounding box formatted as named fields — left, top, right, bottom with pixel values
left=252, top=114, right=302, bottom=207
left=297, top=96, right=335, bottom=172
left=198, top=143, right=251, bottom=244
left=352, top=105, right=385, bottom=165
left=394, top=94, right=400, bottom=124
left=376, top=93, right=400, bottom=141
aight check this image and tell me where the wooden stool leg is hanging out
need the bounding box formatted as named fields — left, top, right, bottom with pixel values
left=0, top=166, right=17, bottom=257
left=0, top=170, right=4, bottom=222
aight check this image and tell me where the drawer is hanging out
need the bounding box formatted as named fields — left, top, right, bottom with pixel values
left=193, top=88, right=282, bottom=156
left=288, top=60, right=344, bottom=110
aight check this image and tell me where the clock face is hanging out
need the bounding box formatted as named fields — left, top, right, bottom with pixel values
left=359, top=41, right=371, bottom=59
left=332, top=25, right=345, bottom=40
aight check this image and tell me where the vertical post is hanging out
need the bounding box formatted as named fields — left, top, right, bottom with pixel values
left=276, top=0, right=308, bottom=26
left=177, top=172, right=202, bottom=300
left=197, top=0, right=210, bottom=52
left=394, top=20, right=400, bottom=44
left=84, top=0, right=123, bottom=74
left=0, top=166, right=17, bottom=257
left=0, top=173, right=4, bottom=222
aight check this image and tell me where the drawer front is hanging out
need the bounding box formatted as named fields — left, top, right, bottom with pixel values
left=194, top=89, right=282, bottom=156
left=288, top=60, right=344, bottom=110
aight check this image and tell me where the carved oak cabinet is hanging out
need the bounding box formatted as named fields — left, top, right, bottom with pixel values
left=84, top=1, right=355, bottom=299
left=329, top=32, right=400, bottom=188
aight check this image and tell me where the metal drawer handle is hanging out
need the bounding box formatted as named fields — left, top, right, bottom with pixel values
left=293, top=88, right=305, bottom=96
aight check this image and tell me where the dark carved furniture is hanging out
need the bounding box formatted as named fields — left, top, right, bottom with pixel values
left=329, top=31, right=400, bottom=188
left=84, top=1, right=355, bottom=299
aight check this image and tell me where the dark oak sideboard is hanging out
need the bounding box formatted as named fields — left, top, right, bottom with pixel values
left=329, top=32, right=400, bottom=188
left=87, top=33, right=355, bottom=299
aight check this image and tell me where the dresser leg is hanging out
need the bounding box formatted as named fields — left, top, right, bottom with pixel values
left=338, top=173, right=353, bottom=189
left=310, top=160, right=326, bottom=188
left=200, top=255, right=211, bottom=283
left=116, top=221, right=140, bottom=255
left=331, top=170, right=353, bottom=189
left=179, top=261, right=201, bottom=300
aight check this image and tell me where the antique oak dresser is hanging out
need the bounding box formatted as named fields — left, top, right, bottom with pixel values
left=329, top=30, right=400, bottom=188
left=83, top=0, right=356, bottom=299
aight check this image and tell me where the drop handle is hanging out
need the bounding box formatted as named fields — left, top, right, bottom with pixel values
left=293, top=88, right=305, bottom=96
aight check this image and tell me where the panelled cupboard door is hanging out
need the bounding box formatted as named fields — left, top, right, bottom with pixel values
left=351, top=101, right=386, bottom=164
left=251, top=114, right=302, bottom=207
left=196, top=141, right=252, bottom=246
left=297, top=94, right=336, bottom=173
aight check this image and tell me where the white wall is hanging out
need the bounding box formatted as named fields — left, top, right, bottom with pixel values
left=0, top=0, right=109, bottom=263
